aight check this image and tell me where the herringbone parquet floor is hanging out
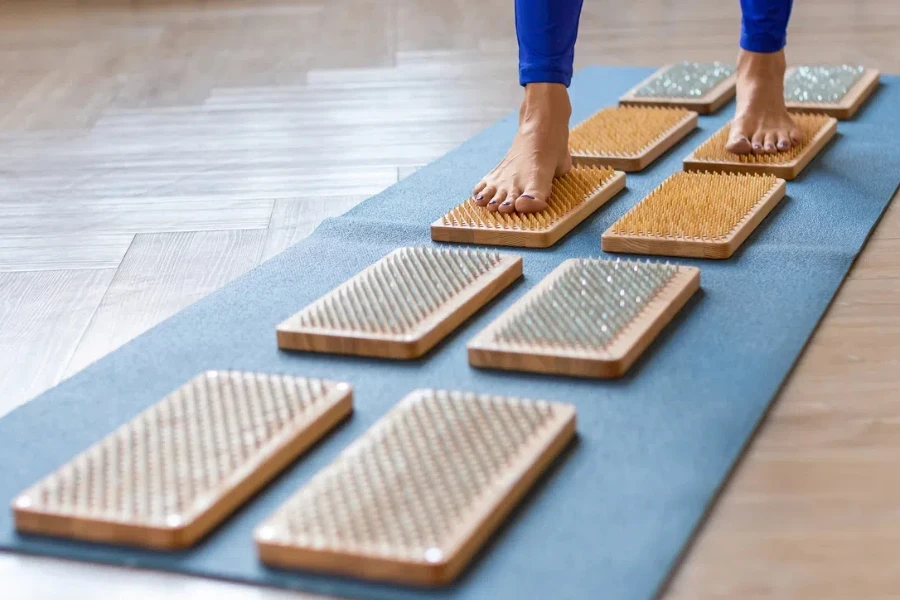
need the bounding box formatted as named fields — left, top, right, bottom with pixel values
left=2, top=1, right=899, bottom=598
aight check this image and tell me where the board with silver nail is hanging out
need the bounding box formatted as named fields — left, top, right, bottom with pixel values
left=618, top=62, right=737, bottom=114
left=276, top=247, right=523, bottom=359
left=682, top=112, right=837, bottom=180
left=568, top=106, right=698, bottom=172
left=601, top=171, right=786, bottom=259
left=784, top=65, right=879, bottom=119
left=431, top=165, right=625, bottom=248
left=468, top=259, right=700, bottom=378
left=12, top=371, right=353, bottom=550
left=255, top=388, right=576, bottom=586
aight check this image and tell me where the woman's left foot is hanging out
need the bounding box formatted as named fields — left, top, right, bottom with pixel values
left=726, top=49, right=805, bottom=155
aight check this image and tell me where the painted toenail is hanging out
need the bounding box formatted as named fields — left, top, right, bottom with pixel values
left=501, top=201, right=511, bottom=206
left=475, top=194, right=483, bottom=201
left=778, top=141, right=788, bottom=148
left=753, top=144, right=761, bottom=149
left=488, top=199, right=497, bottom=205
left=520, top=194, right=535, bottom=200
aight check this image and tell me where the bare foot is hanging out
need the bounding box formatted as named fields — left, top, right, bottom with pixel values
left=726, top=49, right=805, bottom=155
left=472, top=83, right=572, bottom=214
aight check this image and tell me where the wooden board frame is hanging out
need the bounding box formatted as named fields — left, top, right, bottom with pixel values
left=12, top=372, right=353, bottom=550
left=430, top=171, right=626, bottom=248
left=571, top=110, right=698, bottom=172
left=618, top=64, right=737, bottom=114
left=255, top=389, right=577, bottom=587
left=601, top=177, right=787, bottom=259
left=785, top=67, right=880, bottom=119
left=276, top=249, right=523, bottom=359
left=683, top=116, right=837, bottom=180
left=468, top=261, right=700, bottom=378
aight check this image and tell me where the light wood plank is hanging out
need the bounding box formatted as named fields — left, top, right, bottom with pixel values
left=0, top=233, right=134, bottom=272
left=64, top=230, right=265, bottom=377
left=263, top=196, right=367, bottom=261
left=0, top=269, right=114, bottom=417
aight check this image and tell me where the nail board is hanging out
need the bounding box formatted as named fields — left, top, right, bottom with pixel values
left=682, top=113, right=837, bottom=179
left=601, top=171, right=786, bottom=259
left=468, top=259, right=700, bottom=378
left=568, top=106, right=698, bottom=172
left=431, top=166, right=625, bottom=248
left=255, top=388, right=576, bottom=586
left=12, top=371, right=353, bottom=549
left=277, top=247, right=523, bottom=359
left=619, top=62, right=737, bottom=114
left=784, top=65, right=880, bottom=119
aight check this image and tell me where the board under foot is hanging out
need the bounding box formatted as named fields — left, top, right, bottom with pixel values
left=430, top=166, right=625, bottom=248
left=601, top=171, right=786, bottom=259
left=784, top=65, right=880, bottom=119
left=619, top=61, right=737, bottom=114
left=255, top=388, right=576, bottom=587
left=468, top=259, right=700, bottom=378
left=276, top=247, right=522, bottom=359
left=12, top=371, right=353, bottom=550
left=683, top=113, right=837, bottom=180
left=569, top=105, right=698, bottom=172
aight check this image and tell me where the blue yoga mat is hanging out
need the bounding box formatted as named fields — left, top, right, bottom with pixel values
left=1, top=67, right=898, bottom=600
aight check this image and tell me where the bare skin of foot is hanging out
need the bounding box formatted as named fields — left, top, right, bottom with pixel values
left=472, top=82, right=572, bottom=214
left=726, top=49, right=805, bottom=155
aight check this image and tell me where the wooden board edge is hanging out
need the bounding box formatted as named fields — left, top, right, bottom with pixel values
left=619, top=69, right=736, bottom=114
left=12, top=384, right=354, bottom=549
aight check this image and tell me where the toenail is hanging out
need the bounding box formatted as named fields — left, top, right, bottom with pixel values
left=501, top=201, right=511, bottom=206
left=520, top=194, right=535, bottom=200
left=488, top=200, right=497, bottom=206
left=778, top=141, right=788, bottom=148
left=753, top=144, right=761, bottom=149
left=475, top=194, right=483, bottom=201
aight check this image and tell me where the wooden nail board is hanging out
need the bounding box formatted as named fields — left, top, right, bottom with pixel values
left=430, top=166, right=625, bottom=248
left=468, top=259, right=700, bottom=378
left=12, top=371, right=353, bottom=550
left=569, top=105, right=698, bottom=172
left=784, top=66, right=880, bottom=119
left=619, top=62, right=737, bottom=114
left=255, top=388, right=576, bottom=586
left=276, top=247, right=523, bottom=359
left=601, top=171, right=787, bottom=259
left=682, top=113, right=837, bottom=180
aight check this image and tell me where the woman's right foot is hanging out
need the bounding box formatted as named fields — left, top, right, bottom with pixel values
left=472, top=83, right=572, bottom=214
left=726, top=49, right=805, bottom=155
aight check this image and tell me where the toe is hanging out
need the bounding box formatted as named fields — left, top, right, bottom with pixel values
left=498, top=192, right=516, bottom=214
left=776, top=130, right=792, bottom=152
left=725, top=125, right=753, bottom=154
left=479, top=185, right=497, bottom=206
left=750, top=132, right=766, bottom=155
left=790, top=127, right=805, bottom=148
left=514, top=193, right=548, bottom=214
left=763, top=132, right=777, bottom=154
left=472, top=181, right=489, bottom=206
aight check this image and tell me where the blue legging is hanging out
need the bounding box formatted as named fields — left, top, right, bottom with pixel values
left=517, top=0, right=794, bottom=87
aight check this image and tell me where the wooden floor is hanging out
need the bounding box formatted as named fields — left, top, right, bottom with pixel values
left=1, top=1, right=899, bottom=598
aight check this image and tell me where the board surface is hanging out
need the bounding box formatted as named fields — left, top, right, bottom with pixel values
left=277, top=247, right=523, bottom=359
left=468, top=259, right=700, bottom=378
left=784, top=66, right=880, bottom=119
left=256, top=389, right=576, bottom=586
left=13, top=371, right=353, bottom=549
left=619, top=62, right=736, bottom=114
left=683, top=113, right=837, bottom=179
left=431, top=166, right=625, bottom=248
left=601, top=172, right=787, bottom=259
left=569, top=106, right=698, bottom=171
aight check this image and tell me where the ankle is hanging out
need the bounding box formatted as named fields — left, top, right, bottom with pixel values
left=737, top=48, right=786, bottom=80
left=520, top=83, right=571, bottom=126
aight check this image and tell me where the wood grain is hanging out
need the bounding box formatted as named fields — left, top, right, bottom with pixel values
left=0, top=269, right=114, bottom=417
left=65, top=231, right=265, bottom=377
left=263, top=196, right=367, bottom=261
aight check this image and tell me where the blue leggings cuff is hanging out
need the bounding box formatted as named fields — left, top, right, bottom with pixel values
left=519, top=65, right=572, bottom=87
left=740, top=31, right=787, bottom=53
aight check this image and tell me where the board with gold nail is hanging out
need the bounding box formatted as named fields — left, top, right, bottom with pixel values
left=431, top=165, right=625, bottom=248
